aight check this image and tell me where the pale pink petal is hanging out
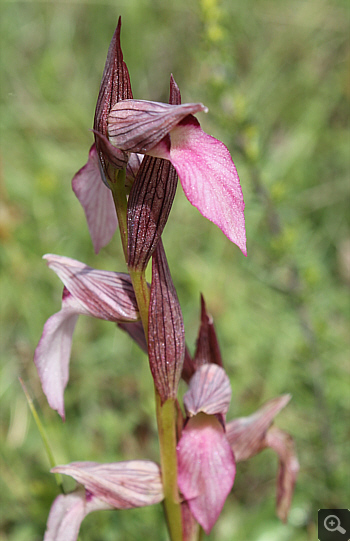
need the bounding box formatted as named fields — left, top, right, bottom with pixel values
left=43, top=254, right=139, bottom=322
left=34, top=289, right=84, bottom=420
left=177, top=414, right=235, bottom=534
left=52, top=460, right=163, bottom=509
left=150, top=117, right=246, bottom=254
left=184, top=364, right=231, bottom=417
left=226, top=395, right=298, bottom=522
left=44, top=489, right=111, bottom=541
left=226, top=394, right=292, bottom=461
left=265, top=426, right=300, bottom=522
left=72, top=144, right=118, bottom=254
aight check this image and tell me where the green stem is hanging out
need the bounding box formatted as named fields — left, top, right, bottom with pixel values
left=156, top=395, right=183, bottom=541
left=111, top=169, right=182, bottom=541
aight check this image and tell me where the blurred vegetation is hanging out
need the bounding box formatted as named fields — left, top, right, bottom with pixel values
left=1, top=0, right=349, bottom=540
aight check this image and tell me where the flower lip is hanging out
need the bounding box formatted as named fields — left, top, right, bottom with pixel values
left=108, top=99, right=208, bottom=154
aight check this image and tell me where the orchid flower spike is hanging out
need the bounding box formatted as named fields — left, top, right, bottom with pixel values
left=34, top=255, right=139, bottom=419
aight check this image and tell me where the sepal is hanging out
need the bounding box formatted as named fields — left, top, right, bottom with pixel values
left=148, top=242, right=185, bottom=403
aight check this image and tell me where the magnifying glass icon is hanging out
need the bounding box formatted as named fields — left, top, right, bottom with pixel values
left=324, top=514, right=346, bottom=534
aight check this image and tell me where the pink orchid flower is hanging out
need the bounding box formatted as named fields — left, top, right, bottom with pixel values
left=177, top=362, right=299, bottom=533
left=177, top=364, right=236, bottom=534
left=108, top=99, right=246, bottom=255
left=73, top=18, right=246, bottom=256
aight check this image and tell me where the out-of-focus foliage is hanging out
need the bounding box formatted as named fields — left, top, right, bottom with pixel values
left=1, top=0, right=349, bottom=539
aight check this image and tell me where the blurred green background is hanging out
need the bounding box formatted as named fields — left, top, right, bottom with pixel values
left=1, top=0, right=349, bottom=539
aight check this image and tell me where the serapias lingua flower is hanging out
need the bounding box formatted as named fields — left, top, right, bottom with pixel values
left=107, top=97, right=247, bottom=255
left=34, top=254, right=139, bottom=419
left=177, top=364, right=235, bottom=534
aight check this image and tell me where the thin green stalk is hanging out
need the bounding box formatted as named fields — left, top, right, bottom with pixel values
left=156, top=395, right=183, bottom=541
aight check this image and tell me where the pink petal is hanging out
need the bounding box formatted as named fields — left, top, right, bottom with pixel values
left=184, top=364, right=231, bottom=417
left=43, top=254, right=139, bottom=322
left=34, top=289, right=83, bottom=419
left=72, top=144, right=118, bottom=254
left=151, top=117, right=246, bottom=255
left=44, top=489, right=111, bottom=541
left=177, top=414, right=235, bottom=534
left=265, top=426, right=300, bottom=522
left=52, top=460, right=163, bottom=509
left=226, top=394, right=292, bottom=461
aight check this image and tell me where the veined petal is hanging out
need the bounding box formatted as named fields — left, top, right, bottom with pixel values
left=184, top=364, right=231, bottom=417
left=148, top=241, right=185, bottom=402
left=43, top=254, right=139, bottom=322
left=44, top=489, right=110, bottom=541
left=94, top=17, right=132, bottom=182
left=151, top=116, right=247, bottom=255
left=127, top=155, right=178, bottom=271
left=52, top=460, right=164, bottom=509
left=226, top=394, right=292, bottom=461
left=108, top=99, right=207, bottom=153
left=72, top=144, right=118, bottom=253
left=265, top=426, right=300, bottom=522
left=177, top=413, right=235, bottom=534
left=34, top=289, right=85, bottom=420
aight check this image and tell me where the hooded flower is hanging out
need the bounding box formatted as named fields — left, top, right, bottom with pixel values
left=34, top=254, right=139, bottom=419
left=73, top=18, right=246, bottom=256
left=107, top=98, right=246, bottom=255
left=177, top=364, right=236, bottom=534
left=44, top=460, right=163, bottom=541
left=176, top=297, right=298, bottom=532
